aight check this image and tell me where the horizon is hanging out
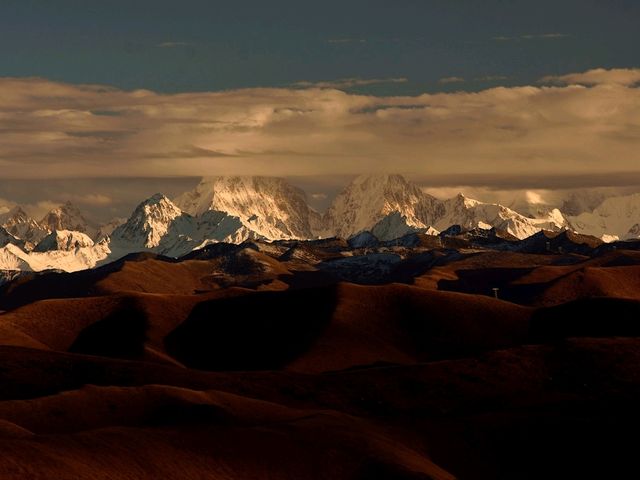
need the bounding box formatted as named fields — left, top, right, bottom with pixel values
left=2, top=172, right=640, bottom=223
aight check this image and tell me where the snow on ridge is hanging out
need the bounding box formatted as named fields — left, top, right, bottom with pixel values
left=174, top=176, right=318, bottom=240
left=1, top=174, right=640, bottom=274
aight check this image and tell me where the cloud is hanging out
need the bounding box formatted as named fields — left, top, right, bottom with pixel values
left=311, top=193, right=328, bottom=200
left=1, top=195, right=112, bottom=219
left=541, top=68, right=640, bottom=87
left=31, top=200, right=60, bottom=217
left=292, top=77, right=408, bottom=89
left=0, top=68, right=639, bottom=181
left=0, top=197, right=17, bottom=214
left=156, top=42, right=193, bottom=48
left=438, top=76, right=465, bottom=84
left=67, top=194, right=113, bottom=206
left=494, top=33, right=569, bottom=41
left=475, top=75, right=510, bottom=82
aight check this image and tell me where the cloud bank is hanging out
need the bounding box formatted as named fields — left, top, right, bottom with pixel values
left=541, top=68, right=640, bottom=87
left=291, top=77, right=408, bottom=89
left=0, top=68, right=639, bottom=179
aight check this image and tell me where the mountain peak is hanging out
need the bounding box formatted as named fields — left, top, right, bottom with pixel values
left=40, top=201, right=95, bottom=238
left=324, top=174, right=444, bottom=238
left=0, top=226, right=25, bottom=249
left=350, top=173, right=413, bottom=191
left=1, top=206, right=48, bottom=245
left=131, top=194, right=183, bottom=221
left=34, top=229, right=95, bottom=252
left=111, top=194, right=187, bottom=250
left=3, top=205, right=30, bottom=221
left=174, top=176, right=317, bottom=239
left=142, top=193, right=172, bottom=206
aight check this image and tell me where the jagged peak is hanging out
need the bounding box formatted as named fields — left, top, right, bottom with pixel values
left=351, top=173, right=407, bottom=184
left=174, top=175, right=314, bottom=239
left=40, top=201, right=85, bottom=221
left=200, top=175, right=289, bottom=184
left=446, top=192, right=481, bottom=208
left=141, top=192, right=173, bottom=206
left=34, top=229, right=95, bottom=252
left=346, top=174, right=420, bottom=193
left=48, top=200, right=79, bottom=213
left=193, top=176, right=303, bottom=197
left=3, top=205, right=31, bottom=220
left=122, top=194, right=185, bottom=229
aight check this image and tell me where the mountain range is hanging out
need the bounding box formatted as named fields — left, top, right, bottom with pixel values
left=1, top=173, right=639, bottom=274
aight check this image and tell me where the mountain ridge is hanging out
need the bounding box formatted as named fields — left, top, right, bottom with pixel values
left=1, top=173, right=639, bottom=274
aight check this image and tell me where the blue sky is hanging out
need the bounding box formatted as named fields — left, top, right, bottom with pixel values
left=0, top=1, right=639, bottom=220
left=1, top=0, right=638, bottom=94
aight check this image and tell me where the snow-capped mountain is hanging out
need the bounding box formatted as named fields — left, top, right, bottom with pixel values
left=0, top=243, right=33, bottom=271
left=324, top=175, right=568, bottom=240
left=110, top=193, right=255, bottom=258
left=95, top=217, right=127, bottom=241
left=435, top=194, right=568, bottom=240
left=561, top=190, right=611, bottom=216
left=1, top=173, right=639, bottom=275
left=370, top=212, right=439, bottom=241
left=111, top=194, right=190, bottom=250
left=0, top=238, right=110, bottom=273
left=0, top=226, right=25, bottom=249
left=34, top=230, right=95, bottom=252
left=174, top=176, right=320, bottom=239
left=323, top=174, right=444, bottom=239
left=0, top=206, right=48, bottom=246
left=569, top=192, right=640, bottom=240
left=40, top=202, right=97, bottom=239
left=190, top=210, right=257, bottom=249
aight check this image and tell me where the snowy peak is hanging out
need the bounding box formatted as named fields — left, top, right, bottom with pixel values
left=0, top=226, right=24, bottom=249
left=40, top=201, right=96, bottom=238
left=174, top=176, right=317, bottom=239
left=323, top=174, right=444, bottom=238
left=570, top=192, right=640, bottom=240
left=0, top=206, right=48, bottom=246
left=0, top=243, right=33, bottom=272
left=370, top=211, right=439, bottom=241
left=111, top=194, right=189, bottom=249
left=109, top=194, right=253, bottom=258
left=0, top=234, right=109, bottom=273
left=34, top=230, right=95, bottom=252
left=437, top=194, right=568, bottom=240
left=324, top=174, right=569, bottom=241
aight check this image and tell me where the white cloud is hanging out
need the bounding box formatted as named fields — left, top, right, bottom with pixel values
left=475, top=75, right=509, bottom=82
left=541, top=68, right=640, bottom=87
left=292, top=77, right=408, bottom=89
left=438, top=76, right=465, bottom=84
left=0, top=198, right=17, bottom=215
left=0, top=68, right=638, bottom=180
left=524, top=190, right=546, bottom=205
left=66, top=194, right=113, bottom=206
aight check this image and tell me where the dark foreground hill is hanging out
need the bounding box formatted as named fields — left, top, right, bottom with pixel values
left=1, top=239, right=640, bottom=479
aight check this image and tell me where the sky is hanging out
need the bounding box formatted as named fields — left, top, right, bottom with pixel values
left=0, top=0, right=639, bottom=220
